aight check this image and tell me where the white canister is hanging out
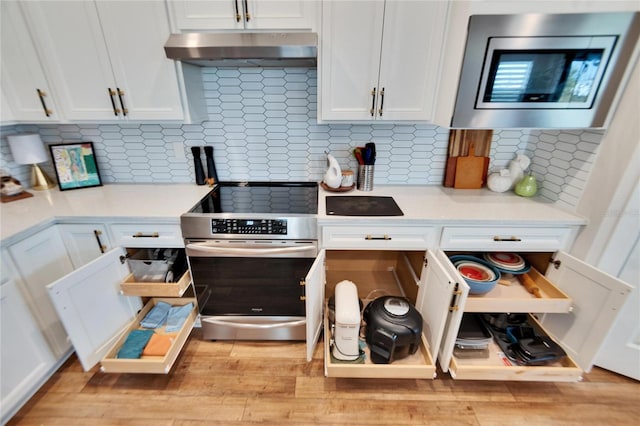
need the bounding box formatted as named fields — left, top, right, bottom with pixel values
left=341, top=170, right=354, bottom=187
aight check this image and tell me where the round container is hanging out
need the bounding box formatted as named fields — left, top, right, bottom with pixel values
left=449, top=255, right=501, bottom=295
left=357, top=165, right=374, bottom=191
left=341, top=170, right=354, bottom=187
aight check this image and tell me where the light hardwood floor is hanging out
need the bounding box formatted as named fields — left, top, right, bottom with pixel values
left=8, top=329, right=640, bottom=425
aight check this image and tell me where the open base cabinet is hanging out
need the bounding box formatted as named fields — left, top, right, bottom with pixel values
left=47, top=247, right=196, bottom=374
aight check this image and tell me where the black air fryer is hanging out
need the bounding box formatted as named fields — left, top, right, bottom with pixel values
left=363, top=296, right=423, bottom=364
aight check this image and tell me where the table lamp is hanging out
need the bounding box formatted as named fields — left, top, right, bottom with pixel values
left=7, top=133, right=56, bottom=190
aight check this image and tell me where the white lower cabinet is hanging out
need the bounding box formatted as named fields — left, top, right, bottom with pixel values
left=7, top=226, right=75, bottom=357
left=46, top=247, right=196, bottom=374
left=305, top=249, right=446, bottom=379
left=1, top=252, right=56, bottom=424
left=309, top=224, right=632, bottom=382
left=431, top=250, right=632, bottom=381
left=58, top=223, right=111, bottom=269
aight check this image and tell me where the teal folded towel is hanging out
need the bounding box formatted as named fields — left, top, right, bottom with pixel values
left=165, top=303, right=194, bottom=332
left=140, top=301, right=171, bottom=329
left=117, top=329, right=154, bottom=359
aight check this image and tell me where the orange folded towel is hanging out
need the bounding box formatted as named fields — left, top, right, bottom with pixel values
left=142, top=333, right=174, bottom=356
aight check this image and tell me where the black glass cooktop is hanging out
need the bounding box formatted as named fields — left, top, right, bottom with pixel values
left=189, top=182, right=318, bottom=215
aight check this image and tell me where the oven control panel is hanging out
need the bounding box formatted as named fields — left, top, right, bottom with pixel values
left=210, top=219, right=287, bottom=235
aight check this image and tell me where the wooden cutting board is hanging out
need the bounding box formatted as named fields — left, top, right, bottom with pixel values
left=444, top=130, right=493, bottom=187
left=454, top=141, right=486, bottom=189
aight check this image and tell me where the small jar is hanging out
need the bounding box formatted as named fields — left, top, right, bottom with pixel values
left=341, top=170, right=354, bottom=187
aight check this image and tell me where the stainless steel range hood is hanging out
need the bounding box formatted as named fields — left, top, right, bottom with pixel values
left=164, top=32, right=317, bottom=67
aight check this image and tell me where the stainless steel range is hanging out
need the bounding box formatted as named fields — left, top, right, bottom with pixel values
left=180, top=181, right=318, bottom=341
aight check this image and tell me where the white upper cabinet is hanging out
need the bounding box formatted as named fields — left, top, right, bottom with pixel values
left=320, top=0, right=448, bottom=121
left=0, top=1, right=60, bottom=122
left=169, top=0, right=318, bottom=31
left=20, top=0, right=184, bottom=121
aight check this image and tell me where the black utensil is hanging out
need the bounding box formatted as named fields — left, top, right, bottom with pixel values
left=204, top=146, right=219, bottom=184
left=191, top=146, right=206, bottom=185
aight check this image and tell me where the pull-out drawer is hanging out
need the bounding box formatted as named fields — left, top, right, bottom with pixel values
left=462, top=264, right=572, bottom=314
left=100, top=297, right=197, bottom=374
left=120, top=270, right=192, bottom=297
left=109, top=223, right=183, bottom=248
left=440, top=226, right=577, bottom=252
left=448, top=314, right=582, bottom=382
left=322, top=250, right=436, bottom=379
left=322, top=225, right=438, bottom=249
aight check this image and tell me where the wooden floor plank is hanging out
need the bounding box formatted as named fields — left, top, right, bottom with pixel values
left=7, top=329, right=640, bottom=426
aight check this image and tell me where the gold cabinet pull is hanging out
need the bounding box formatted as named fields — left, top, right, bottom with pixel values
left=132, top=232, right=159, bottom=238
left=108, top=88, right=121, bottom=115
left=93, top=229, right=106, bottom=253
left=493, top=236, right=522, bottom=242
left=365, top=234, right=391, bottom=241
left=116, top=88, right=128, bottom=116
left=36, top=89, right=53, bottom=117
left=378, top=87, right=385, bottom=116
left=234, top=0, right=241, bottom=22
left=244, top=0, right=250, bottom=21
left=370, top=87, right=376, bottom=116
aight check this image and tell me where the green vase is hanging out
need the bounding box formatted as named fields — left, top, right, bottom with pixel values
left=515, top=174, right=538, bottom=197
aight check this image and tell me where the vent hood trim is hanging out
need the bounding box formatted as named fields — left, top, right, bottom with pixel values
left=164, top=32, right=317, bottom=67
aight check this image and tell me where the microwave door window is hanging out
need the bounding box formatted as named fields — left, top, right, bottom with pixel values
left=483, top=49, right=605, bottom=107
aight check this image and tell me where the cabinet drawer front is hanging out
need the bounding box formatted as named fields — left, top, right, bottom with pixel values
left=109, top=224, right=183, bottom=248
left=322, top=226, right=437, bottom=249
left=100, top=297, right=196, bottom=374
left=440, top=227, right=575, bottom=251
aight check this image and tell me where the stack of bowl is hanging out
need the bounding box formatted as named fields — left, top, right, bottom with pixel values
left=449, top=255, right=501, bottom=295
left=483, top=252, right=529, bottom=275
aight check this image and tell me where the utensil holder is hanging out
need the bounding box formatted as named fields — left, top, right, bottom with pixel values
left=357, top=165, right=374, bottom=191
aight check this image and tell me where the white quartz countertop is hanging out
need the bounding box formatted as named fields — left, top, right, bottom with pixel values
left=318, top=185, right=587, bottom=226
left=0, top=184, right=212, bottom=243
left=1, top=183, right=587, bottom=245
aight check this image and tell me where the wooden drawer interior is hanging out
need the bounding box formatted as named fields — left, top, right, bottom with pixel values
left=449, top=314, right=582, bottom=382
left=447, top=252, right=572, bottom=313
left=100, top=297, right=196, bottom=374
left=325, top=250, right=423, bottom=305
left=323, top=250, right=435, bottom=379
left=120, top=270, right=191, bottom=297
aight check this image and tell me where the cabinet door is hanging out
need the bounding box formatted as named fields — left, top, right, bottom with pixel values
left=46, top=247, right=142, bottom=372
left=20, top=0, right=120, bottom=120
left=304, top=249, right=326, bottom=362
left=170, top=0, right=316, bottom=30
left=169, top=0, right=243, bottom=30
left=376, top=1, right=448, bottom=121
left=0, top=1, right=60, bottom=122
left=59, top=224, right=110, bottom=269
left=540, top=251, right=633, bottom=373
left=244, top=0, right=316, bottom=30
left=7, top=227, right=75, bottom=357
left=320, top=0, right=384, bottom=121
left=95, top=1, right=185, bottom=120
left=1, top=277, right=56, bottom=423
left=416, top=249, right=469, bottom=373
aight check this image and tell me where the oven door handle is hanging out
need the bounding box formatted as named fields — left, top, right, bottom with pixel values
left=186, top=243, right=315, bottom=256
left=201, top=317, right=307, bottom=329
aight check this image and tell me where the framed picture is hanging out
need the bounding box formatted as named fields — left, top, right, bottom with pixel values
left=49, top=142, right=102, bottom=191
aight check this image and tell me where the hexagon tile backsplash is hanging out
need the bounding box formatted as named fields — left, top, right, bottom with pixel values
left=0, top=67, right=602, bottom=211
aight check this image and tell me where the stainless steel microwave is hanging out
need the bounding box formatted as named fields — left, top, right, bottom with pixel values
left=452, top=12, right=640, bottom=129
